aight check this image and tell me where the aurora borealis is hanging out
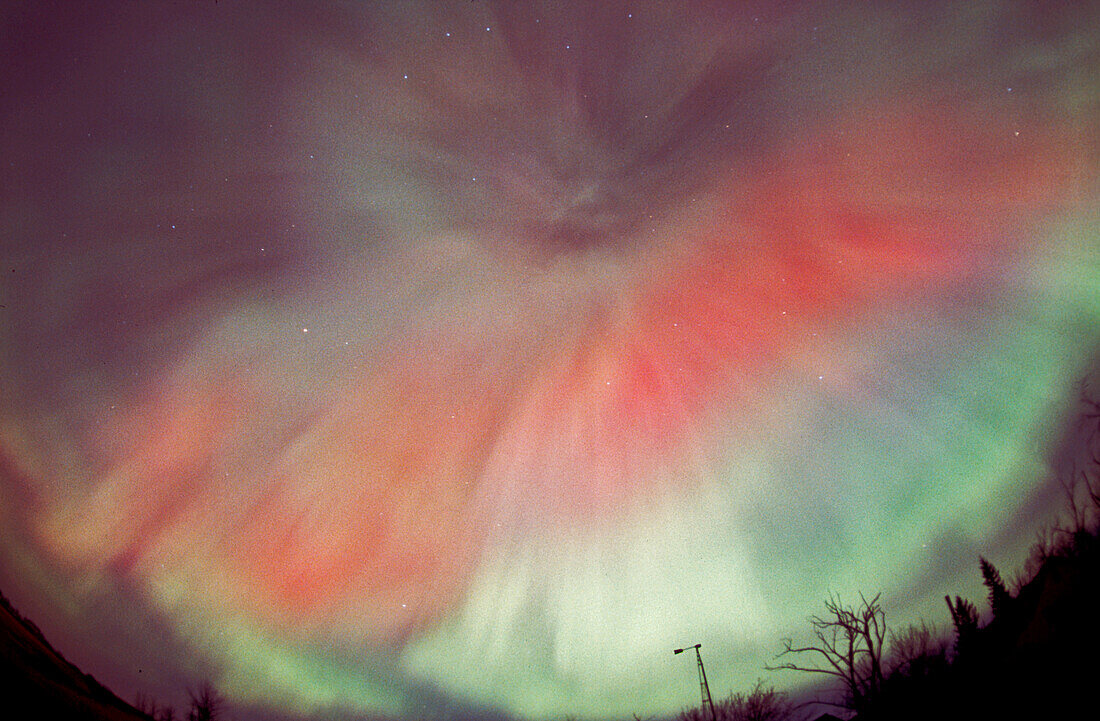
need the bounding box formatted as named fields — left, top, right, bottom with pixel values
left=1, top=1, right=1099, bottom=719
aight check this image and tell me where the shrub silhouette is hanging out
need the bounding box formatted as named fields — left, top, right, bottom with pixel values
left=678, top=679, right=790, bottom=721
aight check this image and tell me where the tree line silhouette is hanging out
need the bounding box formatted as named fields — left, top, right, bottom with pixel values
left=135, top=680, right=223, bottom=721
left=665, top=391, right=1100, bottom=721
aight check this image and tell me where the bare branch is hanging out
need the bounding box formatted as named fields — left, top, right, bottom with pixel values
left=768, top=592, right=887, bottom=715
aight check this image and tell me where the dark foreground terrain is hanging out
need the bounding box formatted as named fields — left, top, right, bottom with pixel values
left=0, top=590, right=149, bottom=721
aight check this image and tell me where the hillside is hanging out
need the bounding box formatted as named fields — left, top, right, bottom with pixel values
left=868, top=521, right=1100, bottom=720
left=0, top=590, right=150, bottom=721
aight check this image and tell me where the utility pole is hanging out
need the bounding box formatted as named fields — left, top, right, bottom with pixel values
left=673, top=643, right=716, bottom=721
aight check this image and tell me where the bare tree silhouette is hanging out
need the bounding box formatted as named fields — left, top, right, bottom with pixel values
left=135, top=691, right=176, bottom=721
left=187, top=681, right=224, bottom=721
left=766, top=592, right=886, bottom=716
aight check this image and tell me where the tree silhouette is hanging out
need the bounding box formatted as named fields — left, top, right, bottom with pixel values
left=766, top=592, right=885, bottom=716
left=187, top=681, right=224, bottom=721
left=944, top=595, right=978, bottom=659
left=135, top=691, right=176, bottom=721
left=979, top=557, right=1011, bottom=620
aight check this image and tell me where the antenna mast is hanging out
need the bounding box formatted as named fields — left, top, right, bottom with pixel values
left=673, top=643, right=716, bottom=721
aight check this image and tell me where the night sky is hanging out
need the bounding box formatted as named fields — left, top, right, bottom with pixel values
left=1, top=1, right=1099, bottom=720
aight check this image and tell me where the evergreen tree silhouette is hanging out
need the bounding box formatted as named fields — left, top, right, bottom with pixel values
left=978, top=557, right=1011, bottom=620
left=944, top=595, right=978, bottom=659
